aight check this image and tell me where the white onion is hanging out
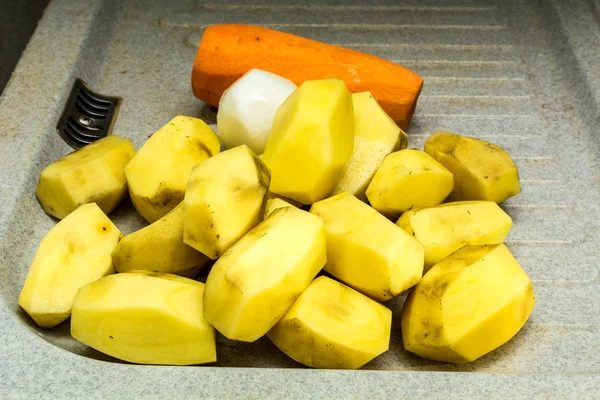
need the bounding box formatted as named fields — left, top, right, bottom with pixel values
left=217, top=69, right=297, bottom=154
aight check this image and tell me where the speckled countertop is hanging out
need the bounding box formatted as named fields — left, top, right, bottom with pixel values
left=0, top=0, right=598, bottom=398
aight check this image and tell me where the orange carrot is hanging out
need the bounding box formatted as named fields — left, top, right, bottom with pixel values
left=191, top=24, right=423, bottom=130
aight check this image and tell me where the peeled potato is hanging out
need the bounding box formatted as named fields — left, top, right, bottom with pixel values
left=396, top=201, right=512, bottom=270
left=401, top=244, right=535, bottom=363
left=366, top=149, right=454, bottom=219
left=184, top=145, right=270, bottom=259
left=18, top=203, right=121, bottom=328
left=310, top=192, right=424, bottom=301
left=262, top=79, right=354, bottom=204
left=424, top=131, right=521, bottom=203
left=263, top=197, right=295, bottom=219
left=36, top=136, right=135, bottom=219
left=268, top=276, right=392, bottom=369
left=265, top=190, right=303, bottom=207
left=203, top=206, right=326, bottom=342
left=111, top=203, right=209, bottom=277
left=71, top=271, right=216, bottom=365
left=125, top=116, right=220, bottom=223
left=217, top=69, right=297, bottom=154
left=331, top=91, right=407, bottom=201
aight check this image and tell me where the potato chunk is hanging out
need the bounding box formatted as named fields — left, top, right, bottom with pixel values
left=71, top=271, right=216, bottom=365
left=111, top=203, right=209, bottom=277
left=424, top=131, right=521, bottom=203
left=36, top=136, right=135, bottom=219
left=263, top=197, right=296, bottom=219
left=396, top=201, right=512, bottom=270
left=268, top=276, right=391, bottom=369
left=331, top=91, right=407, bottom=201
left=18, top=203, right=121, bottom=328
left=203, top=207, right=326, bottom=342
left=183, top=145, right=270, bottom=259
left=217, top=69, right=297, bottom=154
left=401, top=244, right=535, bottom=363
left=265, top=190, right=303, bottom=207
left=366, top=149, right=454, bottom=219
left=310, top=192, right=424, bottom=301
left=125, top=116, right=220, bottom=223
left=262, top=79, right=354, bottom=204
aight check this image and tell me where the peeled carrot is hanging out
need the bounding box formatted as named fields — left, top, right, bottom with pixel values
left=191, top=24, right=423, bottom=130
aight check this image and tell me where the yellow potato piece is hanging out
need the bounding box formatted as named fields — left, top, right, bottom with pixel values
left=262, top=79, right=354, bottom=204
left=424, top=131, right=521, bottom=203
left=18, top=203, right=121, bottom=328
left=184, top=145, right=270, bottom=259
left=401, top=244, right=535, bottom=363
left=71, top=271, right=216, bottom=365
left=331, top=91, right=407, bottom=201
left=203, top=207, right=326, bottom=342
left=111, top=203, right=209, bottom=277
left=263, top=197, right=296, bottom=219
left=265, top=190, right=303, bottom=208
left=36, top=136, right=135, bottom=219
left=366, top=149, right=454, bottom=219
left=310, top=192, right=424, bottom=301
left=396, top=201, right=512, bottom=270
left=267, top=276, right=391, bottom=369
left=125, top=116, right=220, bottom=223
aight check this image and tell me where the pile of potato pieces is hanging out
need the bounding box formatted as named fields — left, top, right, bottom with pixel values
left=20, top=72, right=534, bottom=368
